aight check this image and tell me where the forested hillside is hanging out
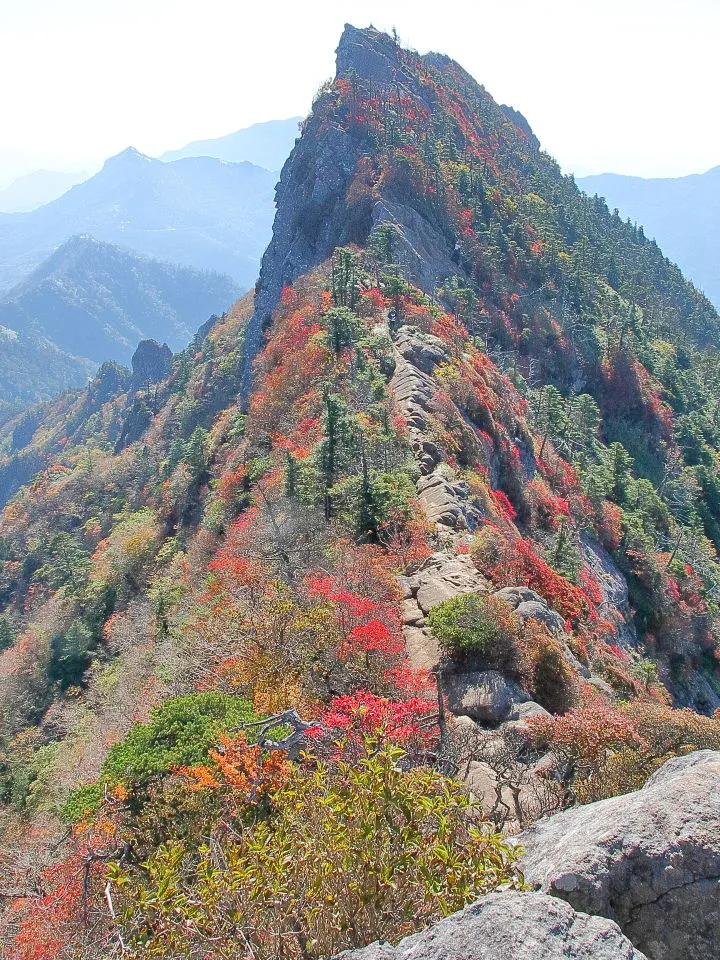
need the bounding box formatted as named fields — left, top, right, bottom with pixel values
left=579, top=165, right=720, bottom=309
left=0, top=235, right=240, bottom=364
left=1, top=25, right=720, bottom=960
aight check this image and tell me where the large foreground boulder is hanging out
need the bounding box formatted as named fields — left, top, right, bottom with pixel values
left=519, top=750, right=720, bottom=960
left=336, top=891, right=646, bottom=960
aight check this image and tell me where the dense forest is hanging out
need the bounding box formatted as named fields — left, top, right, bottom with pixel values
left=1, top=25, right=719, bottom=960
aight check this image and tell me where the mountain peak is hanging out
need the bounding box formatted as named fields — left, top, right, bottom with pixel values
left=101, top=146, right=153, bottom=172
left=336, top=24, right=406, bottom=85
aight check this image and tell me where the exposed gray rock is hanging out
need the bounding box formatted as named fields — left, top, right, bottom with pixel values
left=401, top=598, right=424, bottom=626
left=508, top=700, right=551, bottom=721
left=415, top=471, right=484, bottom=530
left=402, top=626, right=440, bottom=672
left=580, top=535, right=636, bottom=647
left=336, top=891, right=646, bottom=960
left=373, top=198, right=462, bottom=296
left=390, top=352, right=435, bottom=413
left=667, top=666, right=720, bottom=716
left=493, top=586, right=546, bottom=609
left=444, top=669, right=531, bottom=725
left=515, top=600, right=567, bottom=635
left=393, top=324, right=448, bottom=374
left=406, top=551, right=486, bottom=614
left=519, top=750, right=720, bottom=960
left=131, top=338, right=172, bottom=390
left=417, top=472, right=466, bottom=527
left=586, top=675, right=616, bottom=699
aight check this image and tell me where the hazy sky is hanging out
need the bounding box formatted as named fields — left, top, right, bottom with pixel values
left=1, top=0, right=719, bottom=184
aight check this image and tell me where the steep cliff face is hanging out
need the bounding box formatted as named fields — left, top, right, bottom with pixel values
left=243, top=25, right=473, bottom=398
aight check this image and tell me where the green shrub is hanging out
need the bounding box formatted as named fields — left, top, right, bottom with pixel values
left=427, top=594, right=521, bottom=668
left=61, top=692, right=258, bottom=820
left=112, top=743, right=522, bottom=958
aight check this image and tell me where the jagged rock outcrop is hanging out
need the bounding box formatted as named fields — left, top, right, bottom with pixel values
left=579, top=535, right=636, bottom=647
left=241, top=26, right=468, bottom=404
left=519, top=750, right=720, bottom=960
left=86, top=360, right=131, bottom=409
left=336, top=891, right=646, bottom=960
left=372, top=198, right=462, bottom=295
left=130, top=339, right=172, bottom=391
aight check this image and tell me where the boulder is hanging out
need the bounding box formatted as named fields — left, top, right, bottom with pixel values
left=507, top=700, right=551, bottom=722
left=407, top=551, right=485, bottom=615
left=519, top=750, right=720, bottom=960
left=515, top=600, right=567, bottom=635
left=336, top=891, right=646, bottom=960
left=586, top=675, right=616, bottom=699
left=444, top=669, right=531, bottom=725
left=402, top=626, right=440, bottom=672
left=394, top=325, right=448, bottom=374
left=416, top=471, right=483, bottom=529
left=493, top=585, right=542, bottom=608
left=401, top=598, right=424, bottom=626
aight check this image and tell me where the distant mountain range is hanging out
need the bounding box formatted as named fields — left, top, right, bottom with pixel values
left=578, top=166, right=720, bottom=309
left=0, top=234, right=239, bottom=363
left=0, top=235, right=240, bottom=407
left=0, top=169, right=89, bottom=213
left=160, top=117, right=301, bottom=170
left=0, top=149, right=277, bottom=291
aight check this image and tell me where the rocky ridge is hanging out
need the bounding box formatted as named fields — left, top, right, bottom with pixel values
left=336, top=750, right=720, bottom=960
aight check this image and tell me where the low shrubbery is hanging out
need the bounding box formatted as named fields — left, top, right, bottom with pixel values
left=428, top=593, right=521, bottom=667
left=62, top=692, right=258, bottom=821
left=109, top=742, right=521, bottom=959
left=427, top=593, right=577, bottom=713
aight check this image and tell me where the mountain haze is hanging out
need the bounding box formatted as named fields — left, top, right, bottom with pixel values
left=0, top=234, right=240, bottom=364
left=0, top=149, right=276, bottom=291
left=1, top=25, right=720, bottom=960
left=579, top=165, right=720, bottom=309
left=0, top=169, right=89, bottom=213
left=0, top=324, right=94, bottom=408
left=161, top=117, right=302, bottom=170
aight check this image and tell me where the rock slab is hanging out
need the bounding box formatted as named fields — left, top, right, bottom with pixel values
left=519, top=750, right=720, bottom=960
left=336, top=891, right=646, bottom=960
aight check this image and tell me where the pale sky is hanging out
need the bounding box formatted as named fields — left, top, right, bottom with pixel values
left=1, top=0, right=719, bottom=185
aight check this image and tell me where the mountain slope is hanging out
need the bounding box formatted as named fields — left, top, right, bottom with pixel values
left=161, top=117, right=302, bottom=170
left=2, top=24, right=720, bottom=958
left=578, top=166, right=720, bottom=309
left=0, top=169, right=89, bottom=213
left=0, top=235, right=240, bottom=364
left=0, top=324, right=94, bottom=407
left=0, top=150, right=276, bottom=291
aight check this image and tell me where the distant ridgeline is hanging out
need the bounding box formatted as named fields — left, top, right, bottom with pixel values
left=579, top=165, right=720, bottom=311
left=0, top=148, right=276, bottom=291
left=1, top=24, right=720, bottom=960
left=0, top=236, right=239, bottom=406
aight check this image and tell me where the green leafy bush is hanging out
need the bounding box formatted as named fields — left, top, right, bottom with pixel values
left=62, top=692, right=257, bottom=820
left=111, top=743, right=521, bottom=958
left=427, top=594, right=521, bottom=668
